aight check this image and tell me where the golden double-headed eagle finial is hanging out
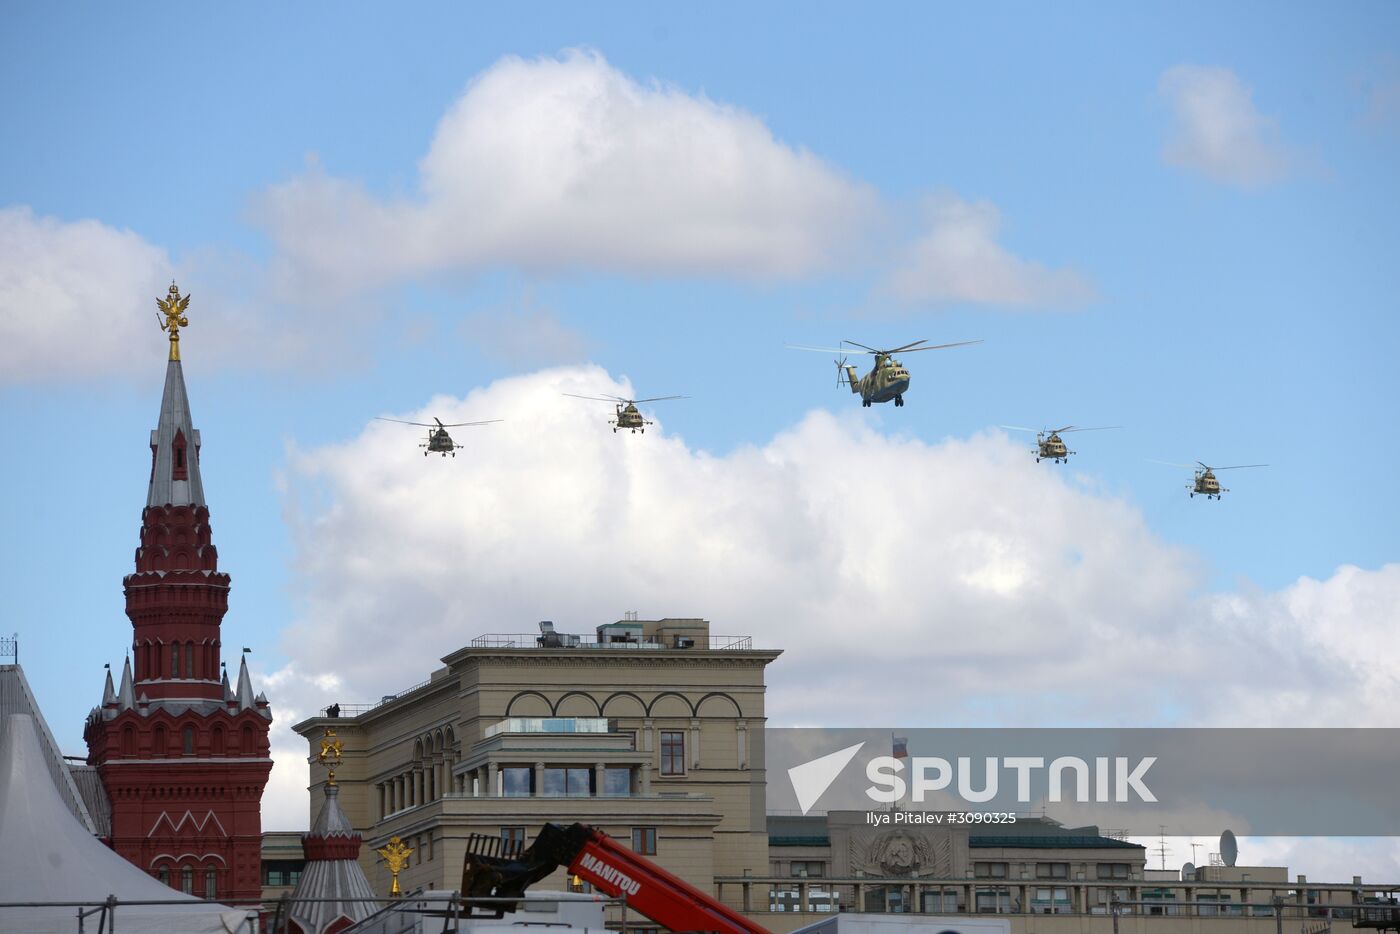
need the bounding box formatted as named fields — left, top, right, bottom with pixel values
left=156, top=281, right=191, bottom=361
left=318, top=726, right=344, bottom=786
left=377, top=836, right=414, bottom=897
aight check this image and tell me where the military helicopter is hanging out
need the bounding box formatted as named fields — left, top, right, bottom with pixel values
left=562, top=393, right=686, bottom=433
left=375, top=416, right=502, bottom=456
left=787, top=339, right=982, bottom=407
left=1152, top=460, right=1268, bottom=500
left=1001, top=425, right=1120, bottom=463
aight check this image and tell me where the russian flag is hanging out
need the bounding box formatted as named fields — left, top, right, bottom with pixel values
left=892, top=735, right=908, bottom=759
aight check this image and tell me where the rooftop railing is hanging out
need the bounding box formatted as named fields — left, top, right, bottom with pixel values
left=469, top=633, right=754, bottom=651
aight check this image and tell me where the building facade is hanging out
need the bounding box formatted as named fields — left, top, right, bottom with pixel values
left=293, top=618, right=779, bottom=903
left=82, top=289, right=273, bottom=904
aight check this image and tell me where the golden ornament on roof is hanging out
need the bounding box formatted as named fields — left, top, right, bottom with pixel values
left=377, top=836, right=413, bottom=897
left=156, top=281, right=192, bottom=361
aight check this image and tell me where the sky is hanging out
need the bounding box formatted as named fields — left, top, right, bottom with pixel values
left=2, top=2, right=1399, bottom=881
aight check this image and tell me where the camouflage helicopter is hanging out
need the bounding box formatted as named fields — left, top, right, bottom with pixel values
left=562, top=393, right=686, bottom=433
left=375, top=416, right=502, bottom=456
left=1001, top=425, right=1120, bottom=463
left=788, top=339, right=982, bottom=407
left=1152, top=460, right=1268, bottom=500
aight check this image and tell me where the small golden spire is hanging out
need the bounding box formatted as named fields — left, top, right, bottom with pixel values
left=156, top=281, right=191, bottom=361
left=377, top=836, right=413, bottom=897
left=317, top=726, right=344, bottom=786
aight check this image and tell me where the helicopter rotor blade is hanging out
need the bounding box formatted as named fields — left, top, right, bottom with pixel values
left=1210, top=464, right=1269, bottom=470
left=884, top=339, right=931, bottom=354
left=374, top=417, right=437, bottom=428
left=436, top=419, right=504, bottom=428
left=895, top=339, right=984, bottom=352
left=1061, top=426, right=1121, bottom=433
left=562, top=392, right=631, bottom=404
left=630, top=395, right=688, bottom=404
left=786, top=343, right=855, bottom=354
left=998, top=425, right=1040, bottom=433
left=840, top=339, right=886, bottom=354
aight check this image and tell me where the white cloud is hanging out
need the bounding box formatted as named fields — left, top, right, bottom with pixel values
left=1159, top=65, right=1293, bottom=187
left=885, top=194, right=1096, bottom=307
left=256, top=50, right=880, bottom=291
left=0, top=207, right=174, bottom=382
left=0, top=206, right=341, bottom=382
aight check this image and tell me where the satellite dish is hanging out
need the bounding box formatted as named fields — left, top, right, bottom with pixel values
left=1182, top=862, right=1196, bottom=881
left=1220, top=830, right=1238, bottom=867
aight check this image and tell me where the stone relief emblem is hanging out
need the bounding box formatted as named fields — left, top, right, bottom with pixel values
left=848, top=828, right=951, bottom=877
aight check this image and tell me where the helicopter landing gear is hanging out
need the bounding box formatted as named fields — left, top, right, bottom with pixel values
left=894, top=395, right=904, bottom=407
left=862, top=399, right=871, bottom=407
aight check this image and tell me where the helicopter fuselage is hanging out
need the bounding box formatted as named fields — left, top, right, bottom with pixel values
left=1037, top=433, right=1072, bottom=462
left=846, top=355, right=911, bottom=407
left=424, top=428, right=460, bottom=456
left=1191, top=471, right=1224, bottom=498
left=612, top=403, right=650, bottom=434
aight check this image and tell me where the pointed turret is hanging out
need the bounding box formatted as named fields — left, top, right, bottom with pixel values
left=221, top=666, right=232, bottom=702
left=116, top=658, right=135, bottom=711
left=235, top=655, right=255, bottom=712
left=288, top=781, right=377, bottom=932
left=101, top=668, right=116, bottom=707
left=146, top=359, right=205, bottom=509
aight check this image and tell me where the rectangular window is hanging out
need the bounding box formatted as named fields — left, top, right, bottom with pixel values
left=603, top=767, right=631, bottom=796
left=501, top=826, right=527, bottom=855
left=1037, top=862, right=1069, bottom=879
left=660, top=731, right=685, bottom=775
left=1097, top=863, right=1130, bottom=880
left=502, top=767, right=533, bottom=797
left=542, top=767, right=592, bottom=796
left=790, top=861, right=825, bottom=878
left=975, top=861, right=1009, bottom=879
left=631, top=826, right=657, bottom=855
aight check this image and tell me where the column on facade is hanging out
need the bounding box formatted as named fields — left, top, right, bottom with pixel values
left=378, top=783, right=386, bottom=819
left=534, top=761, right=545, bottom=797
left=487, top=762, right=499, bottom=796
left=594, top=762, right=605, bottom=797
left=689, top=717, right=702, bottom=769
left=736, top=719, right=748, bottom=769
left=640, top=762, right=652, bottom=795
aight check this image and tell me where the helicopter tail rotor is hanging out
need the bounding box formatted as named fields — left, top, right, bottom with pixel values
left=835, top=355, right=849, bottom=387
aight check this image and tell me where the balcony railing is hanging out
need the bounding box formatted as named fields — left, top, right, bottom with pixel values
left=469, top=633, right=753, bottom=651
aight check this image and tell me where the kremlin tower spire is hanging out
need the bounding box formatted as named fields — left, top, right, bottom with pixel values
left=84, top=284, right=272, bottom=904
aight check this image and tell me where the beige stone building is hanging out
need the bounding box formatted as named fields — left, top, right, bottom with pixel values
left=292, top=617, right=779, bottom=905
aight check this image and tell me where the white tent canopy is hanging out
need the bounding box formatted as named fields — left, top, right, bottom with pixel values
left=0, top=712, right=253, bottom=933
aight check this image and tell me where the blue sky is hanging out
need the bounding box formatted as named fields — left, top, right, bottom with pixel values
left=3, top=3, right=1399, bottom=870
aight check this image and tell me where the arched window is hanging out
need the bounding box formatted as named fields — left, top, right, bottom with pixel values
left=157, top=865, right=170, bottom=886
left=181, top=865, right=194, bottom=894
left=211, top=725, right=225, bottom=755
left=241, top=723, right=255, bottom=754
left=153, top=724, right=167, bottom=754
left=121, top=725, right=136, bottom=757
left=185, top=643, right=195, bottom=679
left=171, top=643, right=181, bottom=679
left=204, top=867, right=217, bottom=898
left=182, top=725, right=195, bottom=755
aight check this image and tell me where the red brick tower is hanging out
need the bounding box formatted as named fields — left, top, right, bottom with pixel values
left=84, top=282, right=272, bottom=904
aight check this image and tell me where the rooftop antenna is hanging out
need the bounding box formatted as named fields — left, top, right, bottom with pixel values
left=1191, top=842, right=1203, bottom=865
left=1155, top=826, right=1170, bottom=870
left=1220, top=829, right=1238, bottom=867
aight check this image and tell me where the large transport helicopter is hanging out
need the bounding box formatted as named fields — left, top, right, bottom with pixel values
left=787, top=338, right=982, bottom=407
left=375, top=416, right=503, bottom=456
left=562, top=393, right=686, bottom=434
left=1001, top=424, right=1120, bottom=463
left=1152, top=460, right=1269, bottom=500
